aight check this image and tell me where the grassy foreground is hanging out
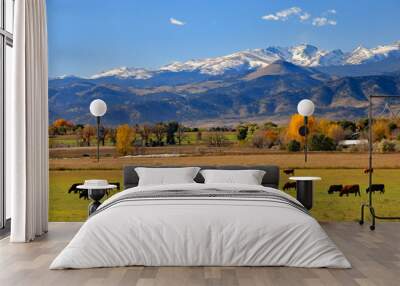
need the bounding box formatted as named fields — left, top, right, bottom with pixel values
left=49, top=168, right=400, bottom=222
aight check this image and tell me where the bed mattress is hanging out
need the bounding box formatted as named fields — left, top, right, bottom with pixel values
left=50, top=183, right=351, bottom=269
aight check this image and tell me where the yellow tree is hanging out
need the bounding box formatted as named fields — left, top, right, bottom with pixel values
left=327, top=124, right=345, bottom=143
left=116, top=124, right=134, bottom=155
left=264, top=129, right=279, bottom=146
left=372, top=120, right=389, bottom=142
left=286, top=114, right=315, bottom=142
left=317, top=118, right=331, bottom=135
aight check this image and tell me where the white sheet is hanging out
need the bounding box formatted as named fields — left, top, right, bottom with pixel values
left=50, top=183, right=351, bottom=269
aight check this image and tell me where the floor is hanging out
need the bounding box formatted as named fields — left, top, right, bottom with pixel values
left=0, top=222, right=399, bottom=286
left=0, top=219, right=10, bottom=239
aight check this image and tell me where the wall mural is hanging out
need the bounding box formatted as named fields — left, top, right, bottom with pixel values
left=47, top=0, right=400, bottom=222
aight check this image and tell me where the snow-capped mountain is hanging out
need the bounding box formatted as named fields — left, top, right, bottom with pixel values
left=91, top=67, right=153, bottom=79
left=345, top=41, right=400, bottom=64
left=159, top=44, right=346, bottom=75
left=286, top=44, right=346, bottom=67
left=86, top=41, right=400, bottom=79
left=160, top=49, right=281, bottom=75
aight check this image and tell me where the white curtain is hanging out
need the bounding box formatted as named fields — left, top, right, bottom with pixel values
left=8, top=0, right=49, bottom=242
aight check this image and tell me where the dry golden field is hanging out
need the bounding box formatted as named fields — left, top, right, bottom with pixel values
left=50, top=151, right=400, bottom=170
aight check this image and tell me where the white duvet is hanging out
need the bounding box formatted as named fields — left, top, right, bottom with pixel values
left=50, top=183, right=351, bottom=269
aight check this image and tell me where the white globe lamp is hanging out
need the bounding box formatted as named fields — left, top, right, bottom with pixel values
left=90, top=99, right=107, bottom=117
left=89, top=99, right=107, bottom=162
left=297, top=99, right=315, bottom=163
left=297, top=99, right=315, bottom=117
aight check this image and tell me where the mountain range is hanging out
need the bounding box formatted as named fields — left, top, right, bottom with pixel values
left=49, top=41, right=400, bottom=126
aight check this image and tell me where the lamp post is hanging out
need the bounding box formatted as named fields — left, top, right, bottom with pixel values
left=297, top=99, right=315, bottom=163
left=90, top=99, right=107, bottom=162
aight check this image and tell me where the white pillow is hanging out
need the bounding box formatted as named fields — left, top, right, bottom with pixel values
left=135, top=167, right=200, bottom=186
left=200, top=169, right=266, bottom=185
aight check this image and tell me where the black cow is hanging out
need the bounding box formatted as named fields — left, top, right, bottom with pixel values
left=283, top=169, right=295, bottom=176
left=79, top=190, right=89, bottom=200
left=283, top=182, right=296, bottom=191
left=67, top=183, right=81, bottom=194
left=366, top=184, right=385, bottom=194
left=328, top=185, right=343, bottom=194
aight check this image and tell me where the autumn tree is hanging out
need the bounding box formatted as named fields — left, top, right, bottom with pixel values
left=116, top=124, right=134, bottom=155
left=327, top=124, right=345, bottom=144
left=372, top=120, right=389, bottom=142
left=176, top=124, right=187, bottom=145
left=338, top=120, right=357, bottom=133
left=52, top=118, right=75, bottom=135
left=153, top=122, right=167, bottom=146
left=264, top=129, right=279, bottom=147
left=207, top=131, right=227, bottom=147
left=139, top=124, right=152, bottom=146
left=53, top=118, right=74, bottom=128
left=317, top=118, right=331, bottom=135
left=81, top=125, right=96, bottom=146
left=105, top=128, right=117, bottom=146
left=286, top=114, right=315, bottom=142
left=75, top=126, right=84, bottom=146
left=252, top=130, right=266, bottom=148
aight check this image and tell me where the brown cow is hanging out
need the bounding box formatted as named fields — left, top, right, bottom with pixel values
left=283, top=182, right=296, bottom=191
left=364, top=168, right=374, bottom=174
left=340, top=185, right=361, bottom=196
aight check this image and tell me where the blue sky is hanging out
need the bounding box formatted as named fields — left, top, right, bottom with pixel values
left=47, top=0, right=400, bottom=77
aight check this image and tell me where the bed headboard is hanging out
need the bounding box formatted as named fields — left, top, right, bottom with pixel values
left=123, top=165, right=280, bottom=190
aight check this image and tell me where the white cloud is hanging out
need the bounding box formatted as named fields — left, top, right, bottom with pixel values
left=170, top=17, right=185, bottom=26
left=312, top=17, right=337, bottom=27
left=263, top=14, right=280, bottom=21
left=262, top=7, right=303, bottom=21
left=262, top=6, right=337, bottom=27
left=300, top=12, right=310, bottom=21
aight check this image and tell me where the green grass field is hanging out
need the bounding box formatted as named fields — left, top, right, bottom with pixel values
left=49, top=131, right=239, bottom=148
left=49, top=135, right=115, bottom=148
left=49, top=168, right=400, bottom=222
left=50, top=170, right=123, bottom=221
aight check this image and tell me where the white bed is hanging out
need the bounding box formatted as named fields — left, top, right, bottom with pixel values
left=50, top=183, right=351, bottom=269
